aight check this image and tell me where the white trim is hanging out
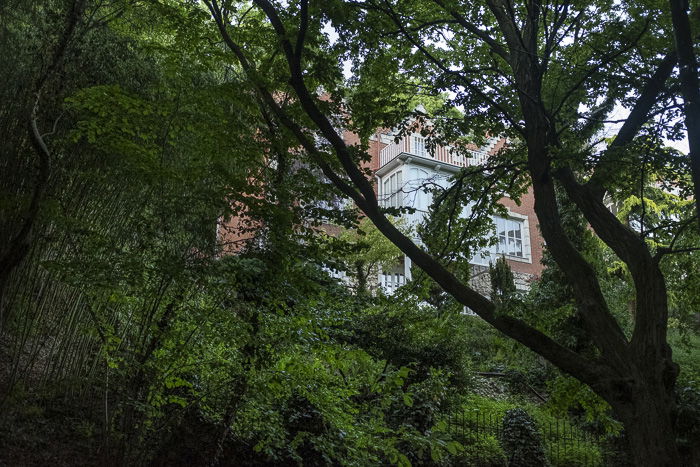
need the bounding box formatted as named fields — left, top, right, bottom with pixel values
left=496, top=211, right=532, bottom=264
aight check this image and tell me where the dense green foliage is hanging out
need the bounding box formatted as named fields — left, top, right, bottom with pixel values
left=500, top=408, right=548, bottom=467
left=1, top=0, right=699, bottom=465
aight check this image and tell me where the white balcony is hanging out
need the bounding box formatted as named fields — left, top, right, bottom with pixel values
left=379, top=135, right=488, bottom=169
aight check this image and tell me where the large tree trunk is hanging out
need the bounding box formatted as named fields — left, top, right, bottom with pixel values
left=607, top=372, right=680, bottom=466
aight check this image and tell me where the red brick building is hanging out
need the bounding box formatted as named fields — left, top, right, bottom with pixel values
left=352, top=128, right=544, bottom=294
left=218, top=123, right=544, bottom=295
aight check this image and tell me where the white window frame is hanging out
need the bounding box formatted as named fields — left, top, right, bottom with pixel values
left=412, top=135, right=427, bottom=158
left=382, top=170, right=403, bottom=208
left=492, top=213, right=532, bottom=263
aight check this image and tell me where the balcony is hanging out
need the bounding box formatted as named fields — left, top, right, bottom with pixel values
left=379, top=135, right=489, bottom=169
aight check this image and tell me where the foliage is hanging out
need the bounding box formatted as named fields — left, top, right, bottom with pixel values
left=332, top=217, right=406, bottom=294
left=489, top=256, right=517, bottom=310
left=675, top=385, right=700, bottom=464
left=349, top=299, right=475, bottom=388
left=1, top=0, right=699, bottom=465
left=456, top=433, right=507, bottom=467
left=456, top=395, right=607, bottom=467
left=545, top=441, right=603, bottom=467
left=1, top=2, right=455, bottom=464
left=500, top=408, right=549, bottom=467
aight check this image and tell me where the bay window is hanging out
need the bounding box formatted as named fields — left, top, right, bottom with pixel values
left=411, top=135, right=427, bottom=158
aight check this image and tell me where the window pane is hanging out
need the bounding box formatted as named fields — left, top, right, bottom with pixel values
left=493, top=217, right=525, bottom=257
left=413, top=136, right=425, bottom=157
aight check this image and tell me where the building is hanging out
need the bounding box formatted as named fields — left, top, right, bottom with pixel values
left=216, top=120, right=544, bottom=298
left=345, top=127, right=544, bottom=296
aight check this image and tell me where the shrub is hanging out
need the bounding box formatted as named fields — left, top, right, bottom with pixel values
left=500, top=408, right=548, bottom=467
left=676, top=385, right=700, bottom=465
left=454, top=433, right=506, bottom=467
left=545, top=440, right=602, bottom=467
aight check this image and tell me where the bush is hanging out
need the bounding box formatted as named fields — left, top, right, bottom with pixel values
left=454, top=433, right=507, bottom=467
left=545, top=440, right=602, bottom=467
left=500, top=408, right=549, bottom=467
left=677, top=385, right=700, bottom=465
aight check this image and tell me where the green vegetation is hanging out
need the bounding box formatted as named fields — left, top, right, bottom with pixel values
left=1, top=0, right=699, bottom=466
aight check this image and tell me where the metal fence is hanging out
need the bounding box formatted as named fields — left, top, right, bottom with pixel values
left=446, top=409, right=628, bottom=467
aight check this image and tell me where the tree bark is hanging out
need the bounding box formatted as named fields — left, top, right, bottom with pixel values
left=606, top=370, right=680, bottom=466
left=669, top=0, right=700, bottom=231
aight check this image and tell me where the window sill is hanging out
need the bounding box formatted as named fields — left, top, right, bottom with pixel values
left=500, top=254, right=532, bottom=264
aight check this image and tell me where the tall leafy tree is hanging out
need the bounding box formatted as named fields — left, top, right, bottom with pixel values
left=201, top=0, right=699, bottom=464
left=2, top=3, right=473, bottom=465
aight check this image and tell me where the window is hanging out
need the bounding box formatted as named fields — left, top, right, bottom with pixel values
left=409, top=168, right=431, bottom=211
left=382, top=170, right=403, bottom=208
left=495, top=217, right=524, bottom=257
left=412, top=135, right=427, bottom=158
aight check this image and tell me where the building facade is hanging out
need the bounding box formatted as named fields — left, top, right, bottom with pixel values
left=348, top=129, right=544, bottom=296
left=217, top=123, right=545, bottom=298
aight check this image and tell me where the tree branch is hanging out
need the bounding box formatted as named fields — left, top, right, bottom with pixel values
left=430, top=0, right=510, bottom=61
left=294, top=0, right=308, bottom=63
left=669, top=0, right=700, bottom=230
left=585, top=51, right=677, bottom=199
left=375, top=0, right=524, bottom=134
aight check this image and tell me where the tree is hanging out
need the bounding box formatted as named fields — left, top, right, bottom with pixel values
left=2, top=3, right=473, bottom=464
left=334, top=217, right=405, bottom=294
left=202, top=0, right=698, bottom=464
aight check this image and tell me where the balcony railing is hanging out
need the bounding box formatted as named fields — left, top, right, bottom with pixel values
left=379, top=137, right=489, bottom=168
